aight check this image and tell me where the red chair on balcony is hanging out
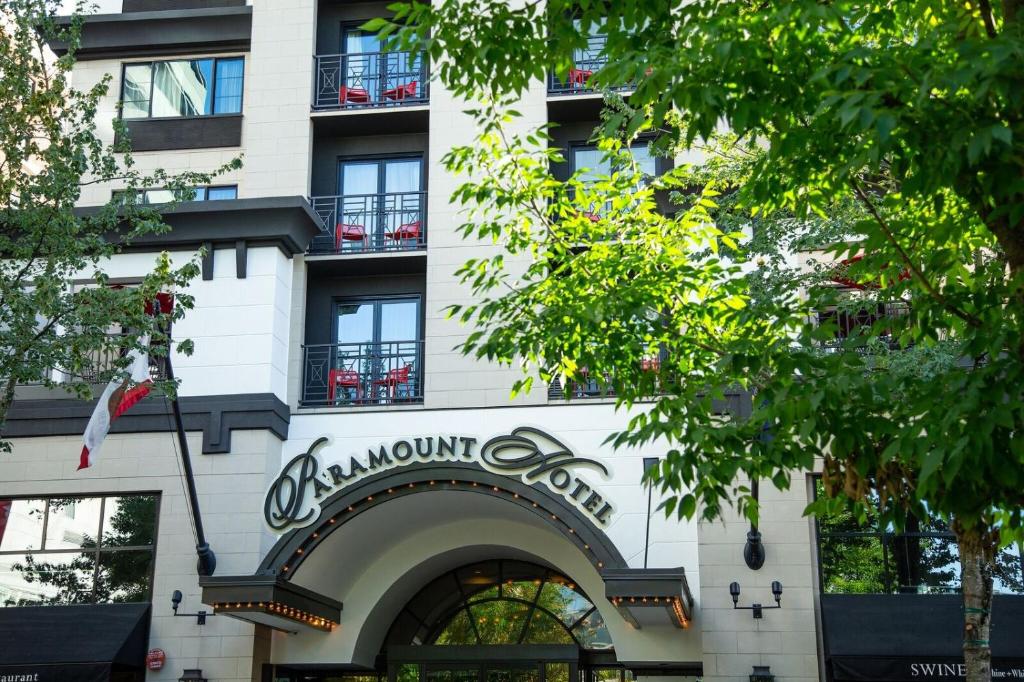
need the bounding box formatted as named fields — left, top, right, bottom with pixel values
left=339, top=85, right=371, bottom=105
left=335, top=222, right=368, bottom=251
left=328, top=366, right=363, bottom=403
left=640, top=356, right=661, bottom=372
left=382, top=80, right=418, bottom=102
left=385, top=220, right=421, bottom=247
left=373, top=363, right=414, bottom=401
left=568, top=68, right=593, bottom=88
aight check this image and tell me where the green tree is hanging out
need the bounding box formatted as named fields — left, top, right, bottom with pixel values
left=0, top=0, right=239, bottom=438
left=371, top=2, right=1024, bottom=679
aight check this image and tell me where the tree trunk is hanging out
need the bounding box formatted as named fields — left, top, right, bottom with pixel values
left=955, top=521, right=997, bottom=682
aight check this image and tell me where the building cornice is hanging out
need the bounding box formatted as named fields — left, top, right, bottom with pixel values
left=3, top=392, right=289, bottom=455
left=76, top=196, right=322, bottom=260
left=48, top=6, right=252, bottom=61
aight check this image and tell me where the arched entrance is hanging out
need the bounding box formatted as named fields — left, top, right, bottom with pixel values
left=274, top=558, right=620, bottom=682
left=385, top=559, right=610, bottom=682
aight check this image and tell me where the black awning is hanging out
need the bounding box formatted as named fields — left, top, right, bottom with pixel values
left=831, top=657, right=1024, bottom=682
left=0, top=603, right=149, bottom=680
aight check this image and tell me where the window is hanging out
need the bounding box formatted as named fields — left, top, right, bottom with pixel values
left=115, top=185, right=238, bottom=205
left=814, top=480, right=1024, bottom=595
left=120, top=57, right=244, bottom=119
left=385, top=560, right=612, bottom=650
left=0, top=494, right=159, bottom=606
left=570, top=142, right=657, bottom=182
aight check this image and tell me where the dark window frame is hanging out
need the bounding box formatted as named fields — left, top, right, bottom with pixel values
left=331, top=294, right=424, bottom=348
left=118, top=56, right=245, bottom=121
left=113, top=184, right=239, bottom=204
left=0, top=492, right=161, bottom=607
left=336, top=154, right=425, bottom=196
left=812, top=477, right=1024, bottom=595
left=567, top=138, right=661, bottom=180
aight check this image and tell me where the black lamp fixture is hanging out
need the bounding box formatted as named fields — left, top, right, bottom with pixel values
left=171, top=589, right=214, bottom=625
left=729, top=580, right=783, bottom=618
left=750, top=665, right=774, bottom=682
left=179, top=670, right=208, bottom=682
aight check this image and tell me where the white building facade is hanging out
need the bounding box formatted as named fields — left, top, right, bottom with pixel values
left=1, top=2, right=1021, bottom=682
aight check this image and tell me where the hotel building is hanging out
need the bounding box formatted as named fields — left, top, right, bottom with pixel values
left=0, top=2, right=1021, bottom=682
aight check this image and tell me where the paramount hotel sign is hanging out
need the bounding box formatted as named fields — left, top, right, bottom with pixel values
left=265, top=427, right=614, bottom=531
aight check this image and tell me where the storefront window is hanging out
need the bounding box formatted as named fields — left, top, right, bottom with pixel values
left=814, top=481, right=1024, bottom=594
left=0, top=494, right=159, bottom=606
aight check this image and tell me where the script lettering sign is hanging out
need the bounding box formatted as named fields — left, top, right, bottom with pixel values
left=265, top=427, right=614, bottom=532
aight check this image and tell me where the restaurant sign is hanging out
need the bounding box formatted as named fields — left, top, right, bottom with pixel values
left=265, top=427, right=615, bottom=532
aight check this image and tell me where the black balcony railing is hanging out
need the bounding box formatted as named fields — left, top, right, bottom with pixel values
left=302, top=340, right=423, bottom=407
left=22, top=338, right=167, bottom=386
left=314, top=51, right=428, bottom=110
left=548, top=34, right=610, bottom=94
left=309, top=191, right=426, bottom=254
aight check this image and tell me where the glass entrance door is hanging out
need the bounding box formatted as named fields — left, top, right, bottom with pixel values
left=484, top=665, right=541, bottom=682
left=338, top=158, right=423, bottom=249
left=333, top=297, right=421, bottom=404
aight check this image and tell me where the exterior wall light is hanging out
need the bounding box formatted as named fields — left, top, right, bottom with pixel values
left=750, top=665, right=774, bottom=682
left=171, top=589, right=214, bottom=625
left=729, top=580, right=783, bottom=618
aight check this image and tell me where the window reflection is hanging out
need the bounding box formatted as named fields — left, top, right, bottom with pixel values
left=121, top=57, right=244, bottom=119
left=814, top=480, right=1024, bottom=594
left=0, top=494, right=159, bottom=607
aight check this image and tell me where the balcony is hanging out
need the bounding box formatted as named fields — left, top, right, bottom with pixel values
left=22, top=340, right=167, bottom=387
left=548, top=34, right=609, bottom=94
left=308, top=191, right=426, bottom=255
left=313, top=51, right=428, bottom=111
left=302, top=340, right=423, bottom=407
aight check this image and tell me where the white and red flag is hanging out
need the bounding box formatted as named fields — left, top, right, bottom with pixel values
left=78, top=335, right=153, bottom=470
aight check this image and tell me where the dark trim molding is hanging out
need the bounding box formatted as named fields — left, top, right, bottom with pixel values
left=49, top=6, right=252, bottom=61
left=77, top=196, right=322, bottom=257
left=257, top=463, right=629, bottom=578
left=116, top=115, right=243, bottom=152
left=4, top=392, right=289, bottom=454
left=123, top=0, right=245, bottom=12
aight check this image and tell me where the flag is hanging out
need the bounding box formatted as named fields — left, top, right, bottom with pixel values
left=0, top=500, right=11, bottom=546
left=78, top=335, right=153, bottom=470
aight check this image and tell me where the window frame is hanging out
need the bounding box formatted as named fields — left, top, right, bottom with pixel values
left=113, top=184, right=239, bottom=205
left=567, top=138, right=661, bottom=181
left=118, top=56, right=246, bottom=121
left=0, top=492, right=161, bottom=607
left=331, top=294, right=423, bottom=348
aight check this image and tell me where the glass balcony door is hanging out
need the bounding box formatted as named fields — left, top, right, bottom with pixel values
left=333, top=297, right=421, bottom=403
left=338, top=158, right=423, bottom=250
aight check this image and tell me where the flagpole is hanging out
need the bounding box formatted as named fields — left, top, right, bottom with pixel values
left=163, top=316, right=217, bottom=577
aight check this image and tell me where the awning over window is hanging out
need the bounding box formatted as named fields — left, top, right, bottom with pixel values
left=0, top=603, right=149, bottom=682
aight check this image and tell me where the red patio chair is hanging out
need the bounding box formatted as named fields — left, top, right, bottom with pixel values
left=568, top=68, right=593, bottom=88
left=382, top=80, right=418, bottom=101
left=335, top=222, right=367, bottom=251
left=640, top=356, right=661, bottom=372
left=373, top=363, right=414, bottom=400
left=328, top=366, right=363, bottom=403
left=339, top=85, right=370, bottom=104
left=386, top=220, right=421, bottom=246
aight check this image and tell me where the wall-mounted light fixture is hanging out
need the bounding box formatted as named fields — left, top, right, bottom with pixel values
left=171, top=590, right=215, bottom=626
left=178, top=669, right=208, bottom=682
left=750, top=665, right=774, bottom=682
left=729, top=580, right=782, bottom=618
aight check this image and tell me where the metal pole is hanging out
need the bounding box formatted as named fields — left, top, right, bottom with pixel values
left=163, top=322, right=216, bottom=577
left=642, top=457, right=660, bottom=569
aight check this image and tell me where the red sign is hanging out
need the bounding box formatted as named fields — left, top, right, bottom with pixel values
left=146, top=649, right=166, bottom=671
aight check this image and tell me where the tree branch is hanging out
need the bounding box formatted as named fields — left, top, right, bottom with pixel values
left=850, top=179, right=984, bottom=329
left=978, top=0, right=999, bottom=37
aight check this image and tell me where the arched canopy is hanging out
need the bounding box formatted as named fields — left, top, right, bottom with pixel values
left=386, top=560, right=612, bottom=651
left=259, top=463, right=627, bottom=578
